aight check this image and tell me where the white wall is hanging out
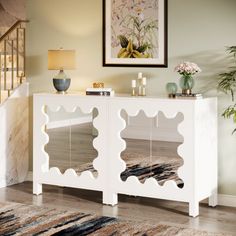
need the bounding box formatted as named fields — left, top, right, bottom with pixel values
left=26, top=0, right=236, bottom=195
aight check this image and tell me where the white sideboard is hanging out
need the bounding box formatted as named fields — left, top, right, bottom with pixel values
left=33, top=93, right=217, bottom=217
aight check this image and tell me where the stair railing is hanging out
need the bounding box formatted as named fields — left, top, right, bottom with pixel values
left=0, top=20, right=28, bottom=104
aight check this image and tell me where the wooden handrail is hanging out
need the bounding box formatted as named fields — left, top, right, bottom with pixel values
left=0, top=20, right=29, bottom=43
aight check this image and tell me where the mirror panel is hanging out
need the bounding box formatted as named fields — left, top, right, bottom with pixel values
left=120, top=110, right=184, bottom=188
left=45, top=107, right=98, bottom=177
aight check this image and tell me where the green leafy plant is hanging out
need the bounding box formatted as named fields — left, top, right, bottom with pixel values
left=218, top=46, right=236, bottom=134
left=117, top=38, right=149, bottom=58
left=117, top=15, right=158, bottom=58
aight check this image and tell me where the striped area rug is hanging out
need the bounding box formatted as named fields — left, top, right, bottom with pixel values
left=0, top=201, right=230, bottom=236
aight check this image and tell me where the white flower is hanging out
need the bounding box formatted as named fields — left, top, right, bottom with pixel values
left=174, top=61, right=201, bottom=76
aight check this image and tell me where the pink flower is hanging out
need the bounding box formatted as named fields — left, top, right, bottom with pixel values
left=175, top=62, right=201, bottom=76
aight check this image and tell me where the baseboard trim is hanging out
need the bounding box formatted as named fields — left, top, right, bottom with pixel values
left=26, top=171, right=236, bottom=208
left=218, top=194, right=236, bottom=208
left=26, top=171, right=33, bottom=182
left=46, top=116, right=92, bottom=129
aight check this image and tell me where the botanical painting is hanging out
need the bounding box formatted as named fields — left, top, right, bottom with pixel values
left=103, top=0, right=167, bottom=67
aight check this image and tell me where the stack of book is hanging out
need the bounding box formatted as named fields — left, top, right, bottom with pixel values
left=175, top=93, right=203, bottom=99
left=86, top=88, right=115, bottom=96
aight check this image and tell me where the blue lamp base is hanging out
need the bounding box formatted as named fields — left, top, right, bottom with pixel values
left=53, top=70, right=71, bottom=93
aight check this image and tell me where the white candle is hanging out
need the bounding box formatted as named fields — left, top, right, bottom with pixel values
left=138, top=72, right=142, bottom=79
left=142, top=77, right=147, bottom=85
left=132, top=80, right=136, bottom=88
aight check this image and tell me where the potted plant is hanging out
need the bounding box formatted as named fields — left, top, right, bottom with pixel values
left=218, top=46, right=236, bottom=133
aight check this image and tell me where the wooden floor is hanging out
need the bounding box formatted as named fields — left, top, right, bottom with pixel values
left=0, top=182, right=236, bottom=235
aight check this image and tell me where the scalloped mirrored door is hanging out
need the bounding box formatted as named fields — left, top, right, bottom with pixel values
left=120, top=110, right=184, bottom=188
left=44, top=107, right=98, bottom=178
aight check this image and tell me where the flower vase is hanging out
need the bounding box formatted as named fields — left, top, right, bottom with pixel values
left=179, top=75, right=194, bottom=95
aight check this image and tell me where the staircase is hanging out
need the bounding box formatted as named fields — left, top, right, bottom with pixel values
left=0, top=20, right=27, bottom=104
left=0, top=1, right=29, bottom=188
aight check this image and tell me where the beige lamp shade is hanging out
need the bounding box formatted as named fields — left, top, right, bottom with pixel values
left=48, top=50, right=76, bottom=70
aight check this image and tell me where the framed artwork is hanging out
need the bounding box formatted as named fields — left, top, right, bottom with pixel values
left=103, top=0, right=168, bottom=67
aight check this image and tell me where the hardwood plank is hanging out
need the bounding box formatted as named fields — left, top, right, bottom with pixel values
left=0, top=182, right=236, bottom=235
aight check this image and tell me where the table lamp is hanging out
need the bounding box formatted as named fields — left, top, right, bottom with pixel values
left=48, top=49, right=76, bottom=93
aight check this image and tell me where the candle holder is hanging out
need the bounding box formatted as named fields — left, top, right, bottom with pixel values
left=141, top=77, right=147, bottom=96
left=137, top=72, right=143, bottom=96
left=131, top=79, right=137, bottom=96
left=166, top=82, right=177, bottom=98
left=131, top=88, right=136, bottom=96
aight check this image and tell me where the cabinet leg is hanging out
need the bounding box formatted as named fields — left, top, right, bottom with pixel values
left=189, top=201, right=199, bottom=217
left=33, top=182, right=42, bottom=195
left=209, top=190, right=218, bottom=207
left=103, top=191, right=118, bottom=206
